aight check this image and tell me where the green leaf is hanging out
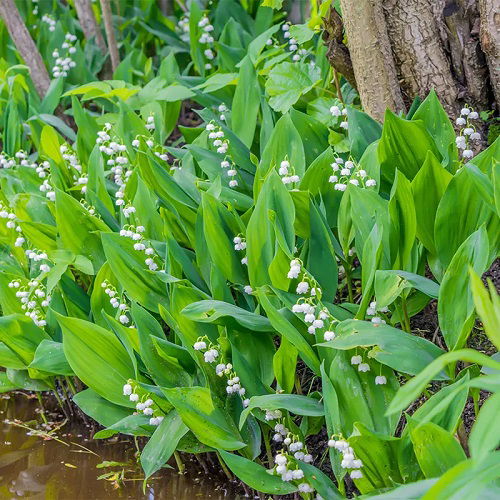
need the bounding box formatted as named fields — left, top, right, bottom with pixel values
left=182, top=300, right=273, bottom=332
left=297, top=461, right=343, bottom=499
left=29, top=340, right=74, bottom=376
left=273, top=337, right=297, bottom=393
left=438, top=226, right=489, bottom=350
left=412, top=90, right=457, bottom=168
left=55, top=189, right=110, bottom=271
left=101, top=233, right=168, bottom=311
left=201, top=193, right=246, bottom=284
left=239, top=393, right=324, bottom=428
left=319, top=319, right=446, bottom=377
left=378, top=109, right=441, bottom=184
left=232, top=56, right=261, bottom=147
left=218, top=450, right=297, bottom=494
left=469, top=270, right=500, bottom=351
left=388, top=170, right=416, bottom=269
left=386, top=349, right=500, bottom=416
left=411, top=422, right=466, bottom=478
left=411, top=151, right=452, bottom=254
left=257, top=289, right=320, bottom=375
left=141, top=411, right=188, bottom=479
left=73, top=388, right=131, bottom=428
left=347, top=107, right=382, bottom=161
left=469, top=392, right=500, bottom=460
left=266, top=62, right=321, bottom=113
left=162, top=387, right=245, bottom=451
left=58, top=315, right=136, bottom=407
left=434, top=168, right=499, bottom=269
left=422, top=451, right=500, bottom=499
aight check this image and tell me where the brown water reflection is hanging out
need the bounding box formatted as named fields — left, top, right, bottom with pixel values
left=0, top=395, right=241, bottom=500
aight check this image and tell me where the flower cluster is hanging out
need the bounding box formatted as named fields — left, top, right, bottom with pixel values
left=330, top=105, right=348, bottom=129
left=288, top=259, right=338, bottom=341
left=10, top=279, right=51, bottom=327
left=351, top=354, right=387, bottom=385
left=177, top=16, right=190, bottom=34
left=123, top=382, right=164, bottom=426
left=194, top=339, right=250, bottom=407
left=118, top=223, right=159, bottom=271
left=328, top=437, right=363, bottom=479
left=0, top=202, right=24, bottom=246
left=39, top=178, right=56, bottom=202
left=455, top=106, right=481, bottom=160
left=217, top=103, right=227, bottom=122
left=233, top=235, right=248, bottom=265
left=198, top=15, right=216, bottom=70
left=206, top=122, right=239, bottom=187
left=41, top=13, right=56, bottom=32
left=101, top=280, right=132, bottom=324
left=269, top=416, right=315, bottom=493
left=0, top=151, right=38, bottom=169
left=206, top=122, right=228, bottom=154
left=145, top=114, right=155, bottom=131
left=329, top=156, right=376, bottom=191
left=366, top=300, right=389, bottom=325
left=51, top=34, right=78, bottom=78
left=278, top=159, right=300, bottom=186
left=25, top=249, right=51, bottom=273
left=282, top=24, right=308, bottom=62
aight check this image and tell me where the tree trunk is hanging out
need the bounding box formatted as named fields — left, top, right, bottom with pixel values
left=383, top=0, right=460, bottom=113
left=478, top=0, right=500, bottom=108
left=0, top=0, right=50, bottom=98
left=338, top=0, right=405, bottom=121
left=326, top=0, right=499, bottom=118
left=99, top=0, right=120, bottom=72
left=74, top=0, right=107, bottom=55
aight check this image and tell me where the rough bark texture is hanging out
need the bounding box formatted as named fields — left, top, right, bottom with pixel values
left=339, top=0, right=405, bottom=121
left=0, top=0, right=50, bottom=98
left=383, top=0, right=460, bottom=113
left=322, top=8, right=357, bottom=89
left=478, top=0, right=500, bottom=109
left=326, top=0, right=499, bottom=118
left=74, top=0, right=107, bottom=55
left=100, top=0, right=120, bottom=72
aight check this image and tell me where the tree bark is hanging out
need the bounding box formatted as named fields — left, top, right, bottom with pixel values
left=339, top=0, right=405, bottom=121
left=74, top=0, right=107, bottom=55
left=0, top=0, right=50, bottom=98
left=383, top=0, right=460, bottom=114
left=478, top=0, right=500, bottom=109
left=322, top=8, right=357, bottom=90
left=99, top=0, right=120, bottom=72
left=326, top=0, right=499, bottom=118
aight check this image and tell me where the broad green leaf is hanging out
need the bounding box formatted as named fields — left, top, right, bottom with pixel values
left=58, top=315, right=136, bottom=407
left=386, top=349, right=500, bottom=416
left=469, top=392, right=500, bottom=460
left=29, top=340, right=74, bottom=375
left=422, top=451, right=500, bottom=500
left=218, top=450, right=297, bottom=494
left=73, top=388, right=131, bottom=428
left=239, top=393, right=324, bottom=428
left=319, top=319, right=446, bottom=377
left=438, top=227, right=489, bottom=350
left=162, top=387, right=245, bottom=451
left=232, top=56, right=260, bottom=147
left=141, top=411, right=188, bottom=479
left=182, top=300, right=273, bottom=332
left=469, top=270, right=500, bottom=350
left=266, top=61, right=321, bottom=113
left=411, top=422, right=466, bottom=478
left=378, top=109, right=441, bottom=184
left=411, top=151, right=452, bottom=254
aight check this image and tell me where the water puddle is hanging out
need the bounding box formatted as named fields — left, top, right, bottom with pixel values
left=0, top=394, right=240, bottom=499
